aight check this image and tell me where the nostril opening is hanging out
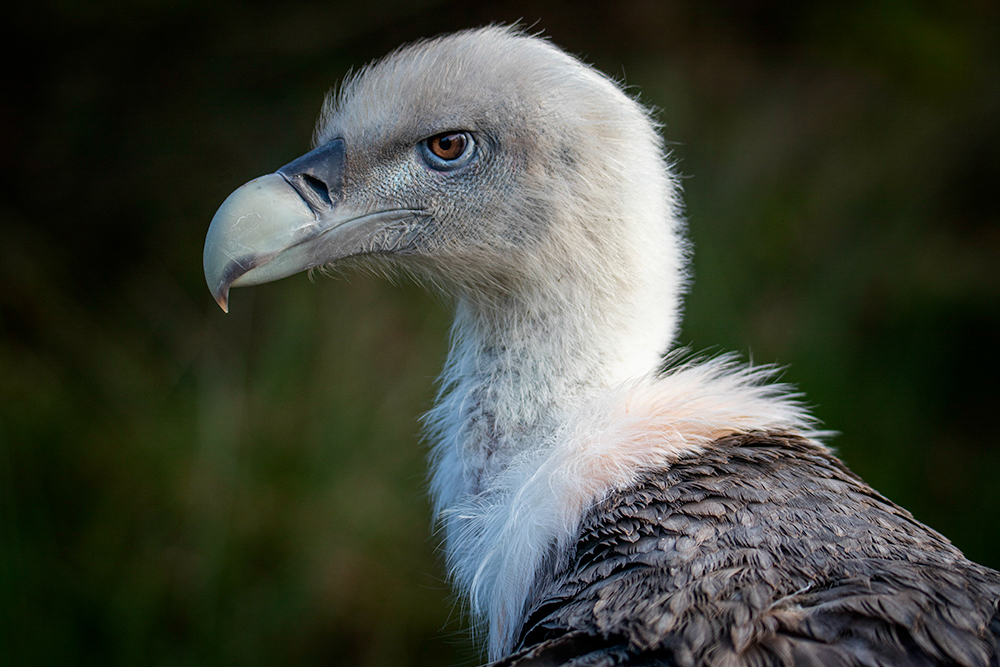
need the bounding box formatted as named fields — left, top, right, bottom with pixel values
left=299, top=174, right=332, bottom=208
left=275, top=139, right=345, bottom=213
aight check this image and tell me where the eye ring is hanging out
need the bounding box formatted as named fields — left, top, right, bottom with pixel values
left=418, top=131, right=476, bottom=171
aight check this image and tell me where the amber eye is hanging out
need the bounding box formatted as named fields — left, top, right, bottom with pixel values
left=428, top=133, right=467, bottom=160
left=419, top=131, right=476, bottom=171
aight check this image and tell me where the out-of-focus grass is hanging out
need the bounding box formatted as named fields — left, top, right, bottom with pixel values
left=2, top=1, right=998, bottom=665
left=2, top=243, right=467, bottom=665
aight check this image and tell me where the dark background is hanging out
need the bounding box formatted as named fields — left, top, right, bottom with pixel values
left=2, top=1, right=998, bottom=665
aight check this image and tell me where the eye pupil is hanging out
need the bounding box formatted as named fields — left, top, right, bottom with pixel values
left=430, top=132, right=467, bottom=160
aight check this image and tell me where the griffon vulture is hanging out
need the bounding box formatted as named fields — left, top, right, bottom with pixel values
left=203, top=27, right=1000, bottom=666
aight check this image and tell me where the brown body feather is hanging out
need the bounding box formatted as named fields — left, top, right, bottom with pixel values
left=493, top=434, right=1000, bottom=666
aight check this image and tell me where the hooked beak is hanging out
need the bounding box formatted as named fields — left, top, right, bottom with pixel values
left=203, top=138, right=421, bottom=312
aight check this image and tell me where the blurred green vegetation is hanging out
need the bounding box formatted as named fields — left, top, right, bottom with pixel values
left=2, top=1, right=998, bottom=665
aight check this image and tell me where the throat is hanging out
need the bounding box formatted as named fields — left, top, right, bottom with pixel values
left=424, top=289, right=666, bottom=514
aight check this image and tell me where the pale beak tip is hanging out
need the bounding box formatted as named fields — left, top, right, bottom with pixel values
left=212, top=287, right=231, bottom=313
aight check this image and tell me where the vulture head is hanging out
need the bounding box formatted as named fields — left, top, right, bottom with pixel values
left=205, top=27, right=685, bottom=388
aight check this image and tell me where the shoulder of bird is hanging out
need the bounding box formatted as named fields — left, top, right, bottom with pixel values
left=487, top=432, right=1000, bottom=667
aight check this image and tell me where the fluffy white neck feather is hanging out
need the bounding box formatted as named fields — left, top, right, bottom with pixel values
left=426, top=302, right=818, bottom=658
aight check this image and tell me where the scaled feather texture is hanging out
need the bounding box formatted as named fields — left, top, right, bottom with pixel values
left=204, top=26, right=1000, bottom=666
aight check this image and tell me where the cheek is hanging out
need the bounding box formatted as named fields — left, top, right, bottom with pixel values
left=366, top=160, right=422, bottom=206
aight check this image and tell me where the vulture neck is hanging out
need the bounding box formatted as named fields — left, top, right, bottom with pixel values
left=427, top=260, right=673, bottom=510
left=424, top=256, right=677, bottom=655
